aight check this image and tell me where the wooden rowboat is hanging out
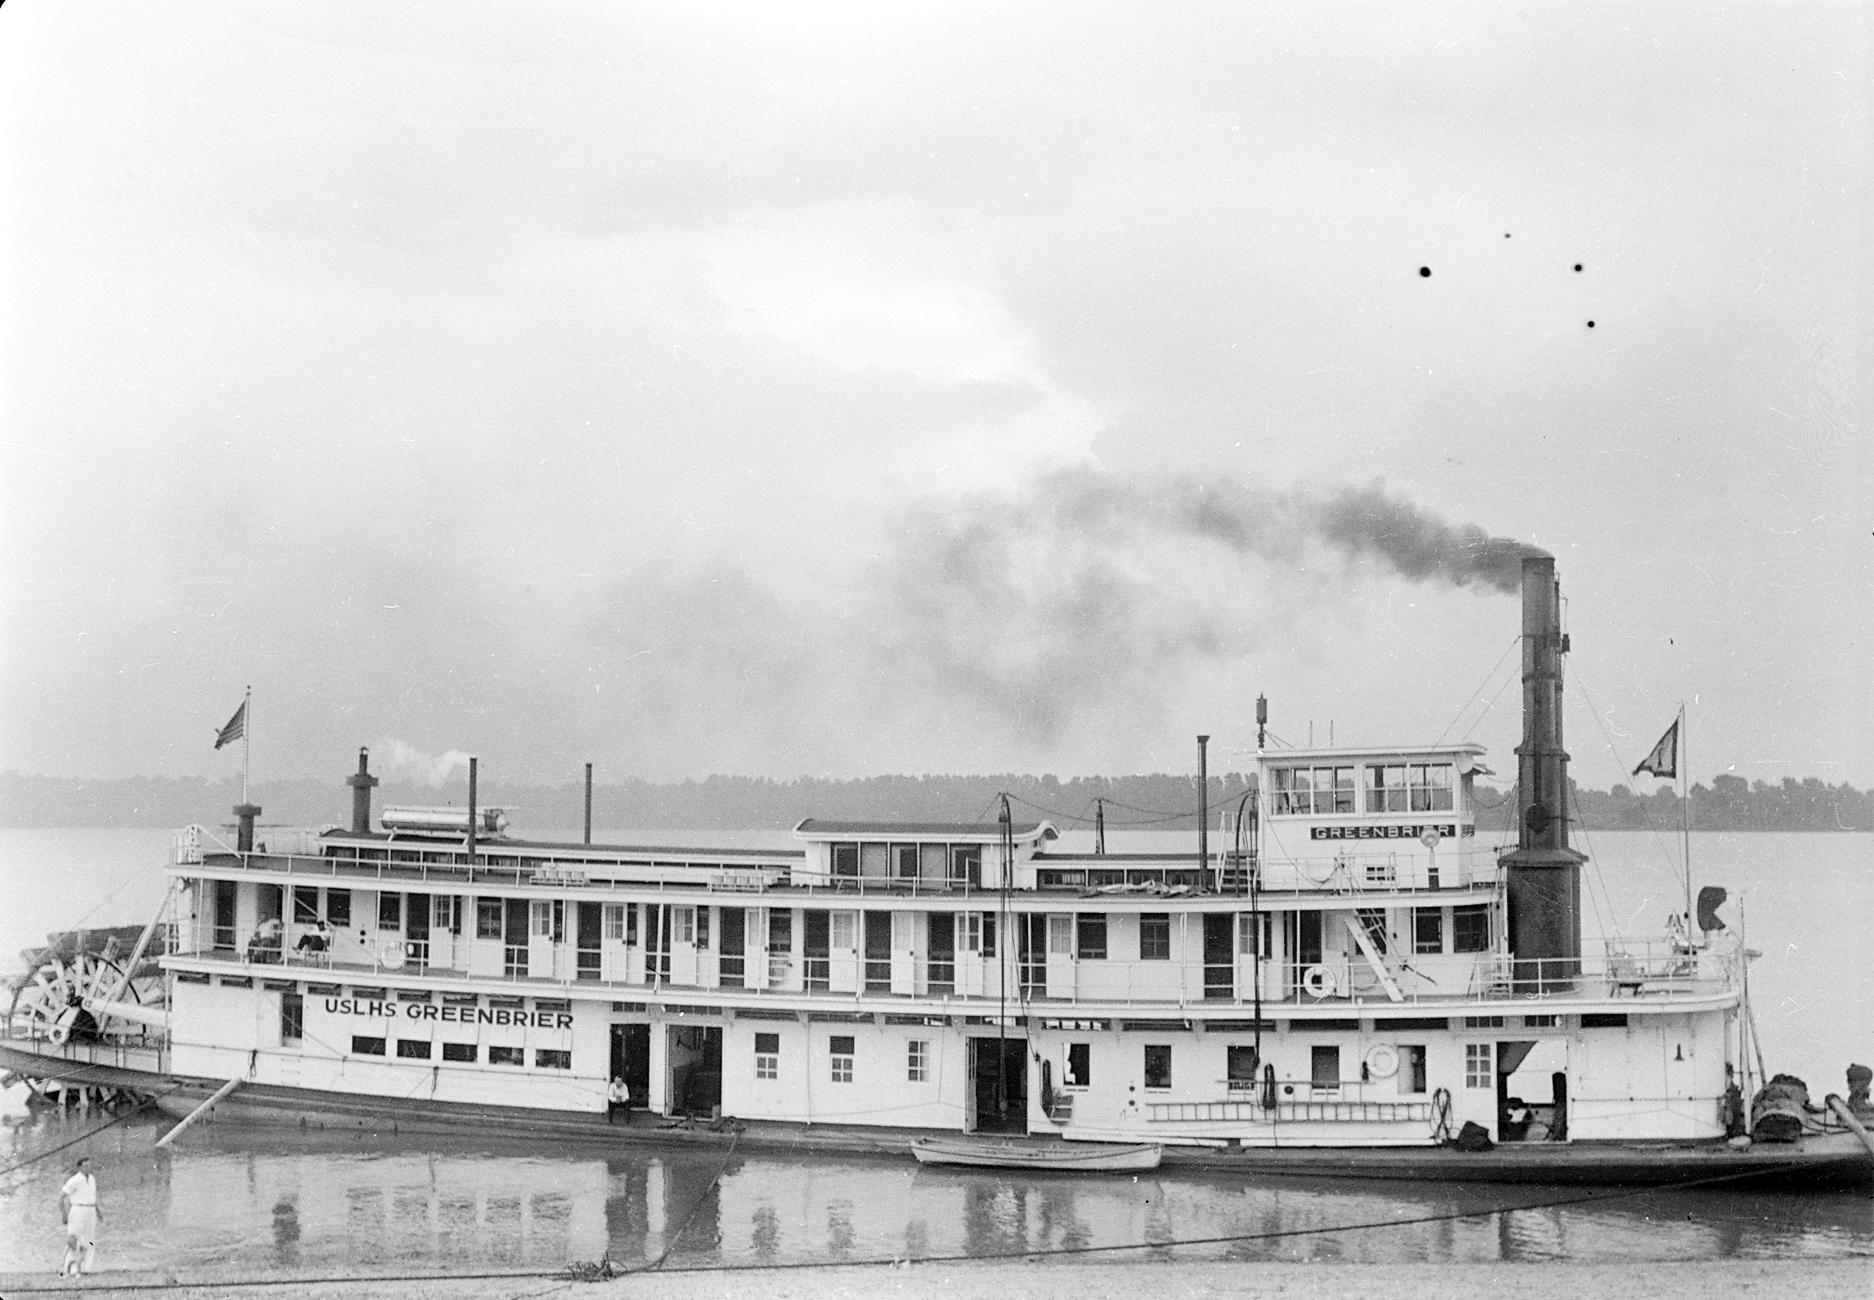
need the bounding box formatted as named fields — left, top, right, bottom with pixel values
left=911, top=1135, right=1162, bottom=1172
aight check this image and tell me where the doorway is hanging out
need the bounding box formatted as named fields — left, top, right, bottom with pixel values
left=609, top=1023, right=651, bottom=1113
left=1496, top=1039, right=1568, bottom=1141
left=968, top=1036, right=1028, bottom=1133
left=1203, top=914, right=1234, bottom=1000
left=666, top=1024, right=722, bottom=1118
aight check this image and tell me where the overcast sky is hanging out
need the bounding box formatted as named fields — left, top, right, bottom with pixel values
left=2, top=1, right=1866, bottom=795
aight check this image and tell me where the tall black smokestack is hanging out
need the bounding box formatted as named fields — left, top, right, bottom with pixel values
left=348, top=747, right=378, bottom=834
left=1500, top=555, right=1586, bottom=989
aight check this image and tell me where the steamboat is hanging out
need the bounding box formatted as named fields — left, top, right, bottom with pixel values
left=5, top=557, right=1870, bottom=1187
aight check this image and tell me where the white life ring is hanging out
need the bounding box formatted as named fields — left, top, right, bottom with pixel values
left=1301, top=964, right=1338, bottom=999
left=1364, top=1043, right=1400, bottom=1079
left=380, top=941, right=406, bottom=970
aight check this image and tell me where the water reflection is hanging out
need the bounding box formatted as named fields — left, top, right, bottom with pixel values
left=1, top=1109, right=1869, bottom=1277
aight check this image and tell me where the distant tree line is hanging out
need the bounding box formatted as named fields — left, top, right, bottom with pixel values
left=2, top=770, right=1867, bottom=832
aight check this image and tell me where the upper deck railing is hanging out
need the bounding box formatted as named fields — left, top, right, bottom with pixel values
left=163, top=935, right=1739, bottom=1011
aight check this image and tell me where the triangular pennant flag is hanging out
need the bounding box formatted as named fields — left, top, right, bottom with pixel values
left=1632, top=719, right=1678, bottom=779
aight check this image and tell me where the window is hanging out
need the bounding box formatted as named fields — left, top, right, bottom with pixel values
left=1356, top=909, right=1389, bottom=955
left=433, top=895, right=461, bottom=934
left=443, top=1042, right=477, bottom=1063
left=894, top=845, right=919, bottom=879
left=377, top=892, right=402, bottom=930
left=1368, top=764, right=1404, bottom=813
left=531, top=900, right=553, bottom=938
left=755, top=1032, right=779, bottom=1080
left=1412, top=908, right=1443, bottom=955
left=1226, top=1045, right=1259, bottom=1086
left=292, top=887, right=320, bottom=924
left=1273, top=765, right=1355, bottom=815
left=950, top=846, right=981, bottom=886
left=1066, top=1042, right=1091, bottom=1087
left=1523, top=1014, right=1559, bottom=1028
left=1311, top=1045, right=1341, bottom=1088
left=1581, top=1013, right=1629, bottom=1029
left=1076, top=914, right=1108, bottom=960
left=963, top=912, right=995, bottom=956
left=326, top=889, right=351, bottom=928
left=1143, top=1044, right=1172, bottom=1090
left=281, top=991, right=303, bottom=1043
left=536, top=1049, right=571, bottom=1070
left=397, top=1039, right=432, bottom=1060
left=1453, top=905, right=1491, bottom=953
left=672, top=907, right=695, bottom=945
left=831, top=912, right=856, bottom=949
left=1237, top=912, right=1272, bottom=957
left=696, top=906, right=709, bottom=949
left=603, top=904, right=626, bottom=942
left=1139, top=914, right=1171, bottom=961
left=832, top=843, right=858, bottom=878
left=829, top=1035, right=854, bottom=1083
left=1402, top=1044, right=1428, bottom=1093
left=1411, top=763, right=1454, bottom=812
left=351, top=1035, right=386, bottom=1056
left=489, top=1045, right=525, bottom=1067
left=907, top=1040, right=928, bottom=1082
left=1463, top=1015, right=1505, bottom=1028
left=1366, top=763, right=1455, bottom=813
left=477, top=898, right=503, bottom=939
left=1464, top=1042, right=1493, bottom=1088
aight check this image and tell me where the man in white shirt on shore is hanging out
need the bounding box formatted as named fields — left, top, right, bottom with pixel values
left=58, top=1155, right=103, bottom=1276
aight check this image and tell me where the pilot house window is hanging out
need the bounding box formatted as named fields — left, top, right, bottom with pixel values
left=1272, top=766, right=1355, bottom=815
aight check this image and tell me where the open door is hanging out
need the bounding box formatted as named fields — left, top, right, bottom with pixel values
left=968, top=1036, right=1028, bottom=1134
left=610, top=1023, right=651, bottom=1113
left=1496, top=1039, right=1568, bottom=1141
left=666, top=1024, right=722, bottom=1118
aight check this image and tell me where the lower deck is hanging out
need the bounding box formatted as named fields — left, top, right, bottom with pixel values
left=134, top=966, right=1742, bottom=1148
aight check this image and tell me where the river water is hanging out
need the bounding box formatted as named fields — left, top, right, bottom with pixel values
left=2, top=828, right=1870, bottom=1277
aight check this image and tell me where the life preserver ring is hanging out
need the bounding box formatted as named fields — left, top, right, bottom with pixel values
left=1364, top=1043, right=1399, bottom=1079
left=1301, top=964, right=1337, bottom=999
left=380, top=941, right=406, bottom=969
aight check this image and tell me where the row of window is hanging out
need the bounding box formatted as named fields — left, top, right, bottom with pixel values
left=278, top=890, right=1487, bottom=963
left=347, top=1036, right=570, bottom=1069
left=1270, top=763, right=1456, bottom=816
left=744, top=1036, right=1450, bottom=1093
left=829, top=843, right=984, bottom=883
left=752, top=1033, right=933, bottom=1084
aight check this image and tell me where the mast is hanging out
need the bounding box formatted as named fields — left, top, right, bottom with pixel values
left=1679, top=702, right=1692, bottom=932
left=997, top=793, right=1012, bottom=1122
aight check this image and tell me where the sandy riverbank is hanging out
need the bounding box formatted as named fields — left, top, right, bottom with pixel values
left=3, top=1258, right=1870, bottom=1299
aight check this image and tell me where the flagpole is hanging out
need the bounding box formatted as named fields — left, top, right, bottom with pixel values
left=242, top=685, right=252, bottom=807
left=1679, top=701, right=1691, bottom=934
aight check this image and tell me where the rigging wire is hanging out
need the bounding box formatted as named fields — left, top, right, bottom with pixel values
left=1431, top=634, right=1522, bottom=749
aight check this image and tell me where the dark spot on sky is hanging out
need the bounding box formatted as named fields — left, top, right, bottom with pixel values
left=1574, top=263, right=1584, bottom=272
left=1586, top=320, right=1596, bottom=328
left=1419, top=267, right=1431, bottom=277
left=1504, top=233, right=1511, bottom=239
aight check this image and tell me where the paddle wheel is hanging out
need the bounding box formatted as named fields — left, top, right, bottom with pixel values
left=4, top=944, right=167, bottom=1109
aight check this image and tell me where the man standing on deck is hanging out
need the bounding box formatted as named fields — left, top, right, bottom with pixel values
left=607, top=1076, right=630, bottom=1125
left=58, top=1155, right=102, bottom=1276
